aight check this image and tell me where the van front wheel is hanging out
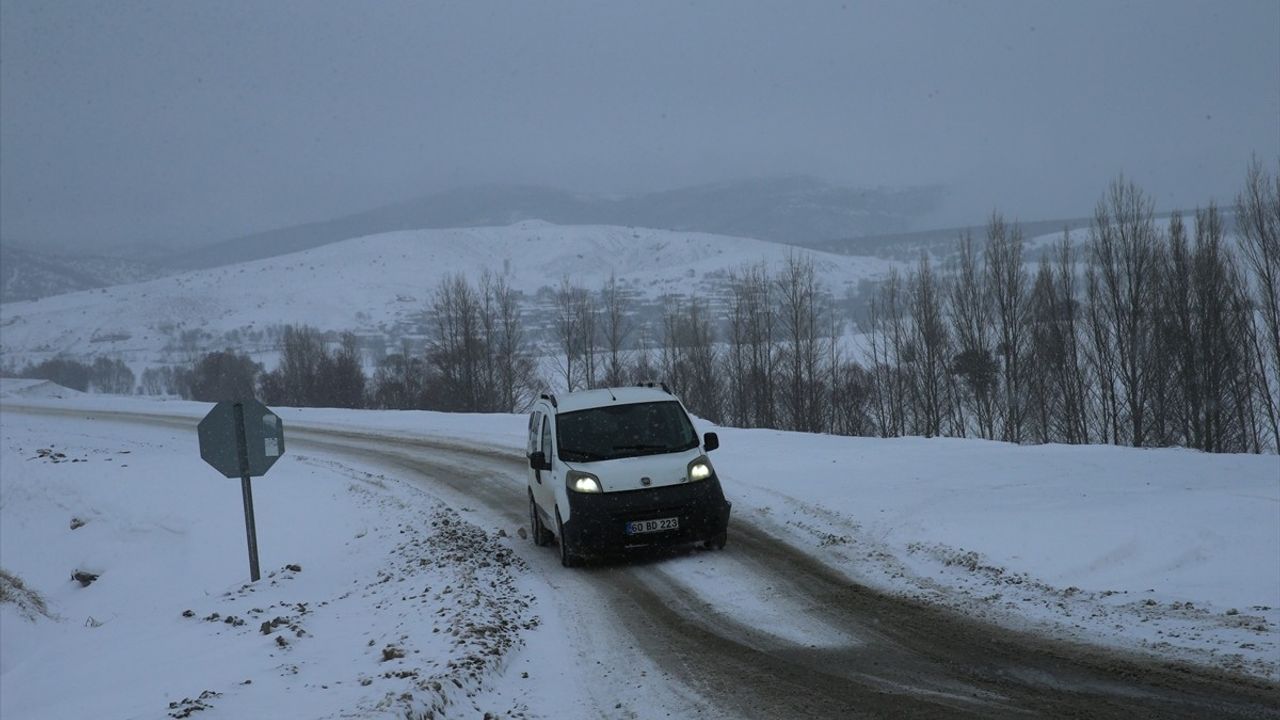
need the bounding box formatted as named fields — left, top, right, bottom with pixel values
left=556, top=508, right=581, bottom=568
left=704, top=530, right=727, bottom=551
left=529, top=493, right=553, bottom=547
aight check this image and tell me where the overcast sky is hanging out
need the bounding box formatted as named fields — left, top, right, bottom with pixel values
left=2, top=0, right=1277, bottom=253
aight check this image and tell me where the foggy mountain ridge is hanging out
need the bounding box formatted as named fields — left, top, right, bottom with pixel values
left=816, top=210, right=1242, bottom=262
left=163, top=176, right=946, bottom=271
left=0, top=244, right=167, bottom=304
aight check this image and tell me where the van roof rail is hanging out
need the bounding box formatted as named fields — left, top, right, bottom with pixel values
left=540, top=392, right=558, bottom=408
left=634, top=381, right=672, bottom=395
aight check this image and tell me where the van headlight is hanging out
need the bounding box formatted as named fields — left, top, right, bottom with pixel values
left=566, top=470, right=602, bottom=493
left=687, top=456, right=714, bottom=482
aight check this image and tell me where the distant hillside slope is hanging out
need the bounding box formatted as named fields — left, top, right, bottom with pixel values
left=0, top=221, right=899, bottom=366
left=815, top=211, right=1242, bottom=262
left=0, top=244, right=167, bottom=303
left=166, top=177, right=944, bottom=270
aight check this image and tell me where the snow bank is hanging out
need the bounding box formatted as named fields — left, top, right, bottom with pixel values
left=0, top=406, right=540, bottom=719
left=705, top=428, right=1280, bottom=676
left=0, top=378, right=83, bottom=399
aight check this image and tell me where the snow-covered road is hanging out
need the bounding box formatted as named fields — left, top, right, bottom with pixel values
left=3, top=390, right=1278, bottom=719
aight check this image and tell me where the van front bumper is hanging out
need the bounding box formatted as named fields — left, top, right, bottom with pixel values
left=562, top=477, right=731, bottom=554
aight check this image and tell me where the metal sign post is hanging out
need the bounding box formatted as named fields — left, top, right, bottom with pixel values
left=232, top=402, right=262, bottom=581
left=198, top=399, right=285, bottom=583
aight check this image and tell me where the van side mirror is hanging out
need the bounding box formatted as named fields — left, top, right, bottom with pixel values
left=703, top=432, right=719, bottom=452
left=529, top=451, right=552, bottom=471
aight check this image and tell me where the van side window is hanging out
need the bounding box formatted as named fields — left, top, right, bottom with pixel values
left=528, top=411, right=542, bottom=454
left=540, top=416, right=553, bottom=461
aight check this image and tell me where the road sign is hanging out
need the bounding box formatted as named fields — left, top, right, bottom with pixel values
left=198, top=399, right=284, bottom=478
left=197, top=400, right=285, bottom=582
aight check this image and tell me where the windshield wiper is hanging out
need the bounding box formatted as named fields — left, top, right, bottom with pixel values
left=561, top=448, right=608, bottom=461
left=612, top=443, right=672, bottom=453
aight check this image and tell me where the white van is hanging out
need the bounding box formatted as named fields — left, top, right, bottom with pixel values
left=525, top=384, right=731, bottom=567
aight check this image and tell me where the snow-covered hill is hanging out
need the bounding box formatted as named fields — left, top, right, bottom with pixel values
left=0, top=221, right=899, bottom=367
left=166, top=177, right=945, bottom=270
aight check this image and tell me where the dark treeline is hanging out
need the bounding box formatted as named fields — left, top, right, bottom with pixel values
left=366, top=271, right=538, bottom=412
left=13, top=356, right=135, bottom=394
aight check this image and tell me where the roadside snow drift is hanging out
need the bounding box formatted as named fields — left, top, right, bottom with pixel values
left=0, top=399, right=542, bottom=719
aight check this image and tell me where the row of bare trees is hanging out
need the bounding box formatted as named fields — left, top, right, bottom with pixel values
left=259, top=326, right=366, bottom=408
left=545, top=162, right=1278, bottom=454
left=13, top=356, right=135, bottom=394
left=401, top=271, right=538, bottom=412
left=550, top=255, right=871, bottom=435
left=864, top=163, right=1280, bottom=452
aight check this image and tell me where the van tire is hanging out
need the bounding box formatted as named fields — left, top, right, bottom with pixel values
left=556, top=508, right=581, bottom=568
left=529, top=493, right=553, bottom=547
left=704, top=530, right=727, bottom=551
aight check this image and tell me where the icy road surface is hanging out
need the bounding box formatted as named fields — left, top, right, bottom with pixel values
left=2, top=392, right=1278, bottom=718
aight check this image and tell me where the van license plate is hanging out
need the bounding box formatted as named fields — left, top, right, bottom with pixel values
left=625, top=517, right=679, bottom=535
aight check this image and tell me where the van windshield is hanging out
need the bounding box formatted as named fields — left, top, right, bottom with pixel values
left=556, top=401, right=698, bottom=462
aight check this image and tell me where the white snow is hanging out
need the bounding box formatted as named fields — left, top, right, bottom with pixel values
left=703, top=428, right=1280, bottom=677
left=0, top=384, right=708, bottom=719
left=2, top=387, right=1278, bottom=719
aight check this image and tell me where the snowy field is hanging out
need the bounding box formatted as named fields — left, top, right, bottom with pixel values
left=2, top=379, right=1278, bottom=719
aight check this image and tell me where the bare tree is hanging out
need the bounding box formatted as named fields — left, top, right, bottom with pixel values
left=476, top=272, right=501, bottom=411
left=1088, top=177, right=1160, bottom=446
left=371, top=350, right=427, bottom=410
left=553, top=277, right=587, bottom=391
left=1236, top=158, right=1280, bottom=449
left=830, top=359, right=873, bottom=436
left=1053, top=233, right=1091, bottom=444
left=491, top=275, right=538, bottom=411
left=907, top=253, right=950, bottom=437
left=948, top=230, right=997, bottom=439
left=726, top=269, right=753, bottom=427
left=576, top=284, right=599, bottom=389
left=864, top=293, right=893, bottom=437
left=320, top=332, right=366, bottom=409
left=777, top=254, right=828, bottom=432
left=672, top=297, right=722, bottom=422
left=868, top=270, right=910, bottom=437
left=630, top=323, right=658, bottom=384
left=268, top=325, right=326, bottom=406
left=424, top=273, right=537, bottom=411
left=1084, top=263, right=1119, bottom=444
left=1158, top=204, right=1260, bottom=452
left=89, top=357, right=136, bottom=395
left=659, top=295, right=686, bottom=394
left=1027, top=256, right=1059, bottom=442
left=601, top=273, right=632, bottom=387
left=986, top=212, right=1030, bottom=442
left=426, top=274, right=482, bottom=410
left=726, top=263, right=778, bottom=428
